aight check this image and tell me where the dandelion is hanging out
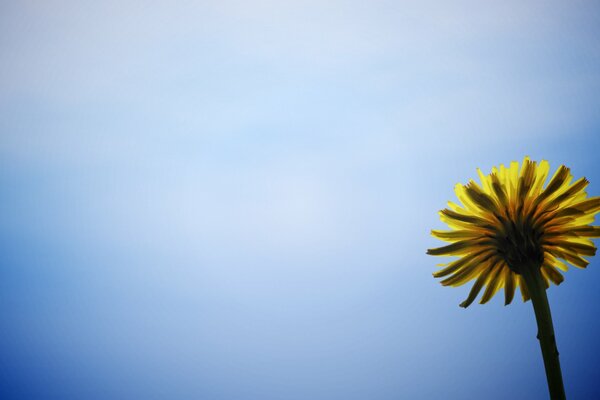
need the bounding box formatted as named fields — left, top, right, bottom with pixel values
left=427, top=157, right=600, bottom=400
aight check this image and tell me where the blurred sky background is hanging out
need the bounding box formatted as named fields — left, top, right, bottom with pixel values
left=1, top=1, right=600, bottom=399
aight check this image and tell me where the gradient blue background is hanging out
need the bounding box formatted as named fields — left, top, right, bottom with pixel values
left=1, top=1, right=600, bottom=399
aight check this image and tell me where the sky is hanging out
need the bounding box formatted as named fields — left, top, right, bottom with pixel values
left=1, top=1, right=600, bottom=399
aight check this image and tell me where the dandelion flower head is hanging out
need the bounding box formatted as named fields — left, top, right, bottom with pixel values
left=427, top=157, right=600, bottom=308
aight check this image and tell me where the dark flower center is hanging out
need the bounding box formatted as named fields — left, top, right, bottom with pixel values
left=494, top=212, right=544, bottom=274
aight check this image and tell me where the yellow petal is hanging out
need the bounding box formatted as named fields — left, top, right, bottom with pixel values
left=477, top=168, right=493, bottom=195
left=432, top=251, right=486, bottom=278
left=508, top=161, right=520, bottom=201
left=545, top=253, right=568, bottom=272
left=504, top=268, right=516, bottom=305
left=541, top=264, right=564, bottom=286
left=440, top=253, right=496, bottom=287
left=519, top=275, right=531, bottom=302
left=480, top=262, right=505, bottom=304
left=460, top=264, right=495, bottom=308
left=530, top=159, right=550, bottom=196
left=431, top=229, right=481, bottom=242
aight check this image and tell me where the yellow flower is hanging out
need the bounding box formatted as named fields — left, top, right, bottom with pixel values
left=427, top=157, right=600, bottom=308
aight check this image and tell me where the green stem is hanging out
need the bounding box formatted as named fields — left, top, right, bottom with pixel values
left=520, top=264, right=566, bottom=400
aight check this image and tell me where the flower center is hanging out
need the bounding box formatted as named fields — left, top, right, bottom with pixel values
left=494, top=213, right=544, bottom=274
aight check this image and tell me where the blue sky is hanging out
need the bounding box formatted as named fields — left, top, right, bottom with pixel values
left=1, top=1, right=600, bottom=399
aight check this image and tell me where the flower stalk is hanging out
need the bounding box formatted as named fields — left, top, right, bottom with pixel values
left=520, top=263, right=566, bottom=400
